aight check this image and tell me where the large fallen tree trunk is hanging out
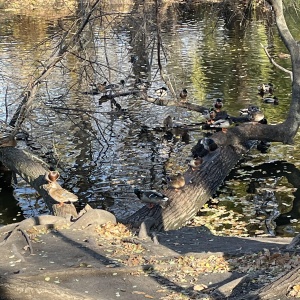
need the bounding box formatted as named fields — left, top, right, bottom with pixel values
left=126, top=121, right=291, bottom=230
left=126, top=144, right=245, bottom=231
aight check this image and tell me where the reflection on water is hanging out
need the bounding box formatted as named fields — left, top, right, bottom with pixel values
left=0, top=3, right=300, bottom=236
left=210, top=160, right=300, bottom=237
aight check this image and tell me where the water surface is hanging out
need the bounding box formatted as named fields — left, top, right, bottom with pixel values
left=0, top=2, right=299, bottom=237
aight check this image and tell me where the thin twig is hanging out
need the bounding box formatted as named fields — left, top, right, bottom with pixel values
left=261, top=43, right=293, bottom=80
left=9, top=0, right=101, bottom=132
left=155, top=0, right=176, bottom=99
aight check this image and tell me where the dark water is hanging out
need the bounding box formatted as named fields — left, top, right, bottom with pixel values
left=0, top=2, right=300, bottom=237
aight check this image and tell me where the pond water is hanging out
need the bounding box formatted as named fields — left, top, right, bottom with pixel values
left=0, top=2, right=300, bottom=237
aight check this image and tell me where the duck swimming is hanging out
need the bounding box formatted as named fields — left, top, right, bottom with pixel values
left=179, top=88, right=188, bottom=101
left=155, top=87, right=168, bottom=98
left=105, top=80, right=125, bottom=92
left=263, top=96, right=279, bottom=105
left=258, top=83, right=274, bottom=96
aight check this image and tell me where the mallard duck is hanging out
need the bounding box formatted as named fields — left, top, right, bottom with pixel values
left=45, top=170, right=60, bottom=182
left=0, top=135, right=17, bottom=147
left=96, top=82, right=107, bottom=93
left=167, top=173, right=185, bottom=191
left=277, top=52, right=290, bottom=59
left=44, top=172, right=78, bottom=206
left=135, top=78, right=150, bottom=90
left=179, top=88, right=188, bottom=101
left=248, top=110, right=265, bottom=122
left=134, top=188, right=169, bottom=208
left=201, top=137, right=218, bottom=151
left=191, top=142, right=209, bottom=158
left=105, top=80, right=125, bottom=92
left=214, top=98, right=223, bottom=110
left=239, top=105, right=260, bottom=116
left=209, top=117, right=232, bottom=132
left=155, top=87, right=168, bottom=98
left=258, top=83, right=274, bottom=95
left=263, top=96, right=279, bottom=105
left=188, top=157, right=203, bottom=171
left=257, top=140, right=271, bottom=153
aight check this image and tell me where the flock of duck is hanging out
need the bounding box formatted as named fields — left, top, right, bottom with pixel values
left=134, top=82, right=278, bottom=208
left=47, top=81, right=278, bottom=207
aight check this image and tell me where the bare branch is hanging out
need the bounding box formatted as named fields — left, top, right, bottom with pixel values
left=260, top=43, right=293, bottom=80
left=9, top=0, right=101, bottom=133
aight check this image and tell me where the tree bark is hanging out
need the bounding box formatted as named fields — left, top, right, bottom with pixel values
left=239, top=265, right=300, bottom=300
left=127, top=143, right=246, bottom=230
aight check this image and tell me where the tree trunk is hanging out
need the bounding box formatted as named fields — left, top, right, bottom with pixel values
left=127, top=143, right=245, bottom=230
left=239, top=266, right=300, bottom=300
left=0, top=147, right=77, bottom=217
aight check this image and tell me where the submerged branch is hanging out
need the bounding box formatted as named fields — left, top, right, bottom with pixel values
left=261, top=43, right=293, bottom=80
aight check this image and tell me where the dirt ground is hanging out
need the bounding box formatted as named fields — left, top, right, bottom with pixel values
left=0, top=215, right=295, bottom=300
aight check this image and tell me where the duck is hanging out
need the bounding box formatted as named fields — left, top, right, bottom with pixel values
left=44, top=171, right=78, bottom=206
left=179, top=88, right=188, bottom=101
left=248, top=110, right=265, bottom=123
left=201, top=137, right=218, bottom=152
left=135, top=78, right=150, bottom=90
left=188, top=157, right=203, bottom=171
left=155, top=87, right=168, bottom=98
left=277, top=52, right=290, bottom=59
left=45, top=170, right=60, bottom=182
left=258, top=83, right=274, bottom=96
left=0, top=135, right=17, bottom=147
left=134, top=188, right=169, bottom=208
left=105, top=80, right=125, bottom=92
left=239, top=105, right=260, bottom=116
left=167, top=173, right=185, bottom=191
left=214, top=98, right=223, bottom=110
left=263, top=96, right=279, bottom=105
left=206, top=109, right=217, bottom=124
left=209, top=117, right=232, bottom=132
left=96, top=82, right=107, bottom=93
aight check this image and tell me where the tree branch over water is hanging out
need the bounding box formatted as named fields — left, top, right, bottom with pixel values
left=9, top=0, right=101, bottom=132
